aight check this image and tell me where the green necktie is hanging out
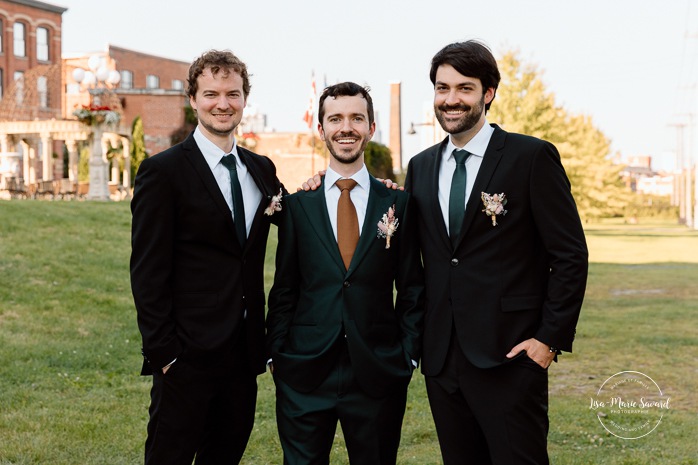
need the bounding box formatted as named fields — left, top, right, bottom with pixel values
left=220, top=154, right=246, bottom=248
left=448, top=149, right=471, bottom=245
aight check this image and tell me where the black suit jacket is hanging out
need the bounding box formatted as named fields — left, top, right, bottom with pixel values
left=405, top=125, right=588, bottom=376
left=130, top=132, right=284, bottom=376
left=266, top=176, right=425, bottom=397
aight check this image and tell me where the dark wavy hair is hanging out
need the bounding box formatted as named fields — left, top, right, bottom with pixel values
left=318, top=81, right=374, bottom=127
left=430, top=40, right=501, bottom=110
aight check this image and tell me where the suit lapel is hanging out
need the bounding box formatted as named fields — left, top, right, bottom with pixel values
left=453, top=125, right=506, bottom=249
left=182, top=134, right=237, bottom=237
left=296, top=180, right=346, bottom=273
left=238, top=147, right=275, bottom=249
left=346, top=177, right=391, bottom=276
left=430, top=138, right=452, bottom=251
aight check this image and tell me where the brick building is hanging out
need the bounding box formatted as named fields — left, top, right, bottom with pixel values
left=64, top=44, right=191, bottom=156
left=0, top=0, right=84, bottom=195
left=242, top=132, right=329, bottom=189
left=0, top=0, right=65, bottom=120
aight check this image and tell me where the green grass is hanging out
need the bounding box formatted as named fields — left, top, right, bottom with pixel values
left=0, top=202, right=696, bottom=464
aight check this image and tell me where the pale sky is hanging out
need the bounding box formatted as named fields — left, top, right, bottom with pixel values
left=57, top=0, right=698, bottom=171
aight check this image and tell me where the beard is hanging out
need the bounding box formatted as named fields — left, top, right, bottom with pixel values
left=199, top=112, right=241, bottom=138
left=325, top=132, right=369, bottom=165
left=434, top=93, right=486, bottom=135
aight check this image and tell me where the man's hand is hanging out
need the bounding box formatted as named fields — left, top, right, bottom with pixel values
left=298, top=170, right=326, bottom=192
left=376, top=178, right=404, bottom=191
left=506, top=338, right=556, bottom=369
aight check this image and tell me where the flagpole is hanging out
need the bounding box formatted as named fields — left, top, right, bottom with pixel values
left=311, top=129, right=315, bottom=175
left=303, top=71, right=317, bottom=176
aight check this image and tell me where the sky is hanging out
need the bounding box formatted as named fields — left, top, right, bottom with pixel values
left=57, top=0, right=698, bottom=171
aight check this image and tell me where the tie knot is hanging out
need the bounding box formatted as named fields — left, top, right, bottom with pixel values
left=220, top=154, right=237, bottom=171
left=336, top=179, right=358, bottom=192
left=453, top=149, right=471, bottom=165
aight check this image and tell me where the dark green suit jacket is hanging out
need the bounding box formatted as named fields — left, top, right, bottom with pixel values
left=266, top=176, right=425, bottom=398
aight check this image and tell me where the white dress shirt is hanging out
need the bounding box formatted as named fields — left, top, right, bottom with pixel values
left=194, top=126, right=262, bottom=238
left=438, top=121, right=495, bottom=232
left=324, top=165, right=370, bottom=240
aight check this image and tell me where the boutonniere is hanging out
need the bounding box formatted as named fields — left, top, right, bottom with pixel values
left=264, top=189, right=283, bottom=216
left=481, top=192, right=507, bottom=226
left=376, top=204, right=399, bottom=249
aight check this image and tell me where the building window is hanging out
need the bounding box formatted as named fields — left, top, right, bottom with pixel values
left=37, top=76, right=48, bottom=108
left=172, top=79, right=184, bottom=91
left=0, top=20, right=4, bottom=54
left=146, top=74, right=159, bottom=90
left=37, top=27, right=49, bottom=61
left=120, top=70, right=133, bottom=89
left=14, top=22, right=26, bottom=57
left=0, top=69, right=3, bottom=99
left=14, top=71, right=23, bottom=104
left=66, top=82, right=80, bottom=95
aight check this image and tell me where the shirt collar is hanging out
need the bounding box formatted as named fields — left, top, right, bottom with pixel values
left=193, top=125, right=239, bottom=171
left=445, top=119, right=494, bottom=160
left=324, top=164, right=370, bottom=192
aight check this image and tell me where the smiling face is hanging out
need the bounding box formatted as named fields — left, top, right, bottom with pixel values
left=190, top=67, right=246, bottom=150
left=433, top=63, right=494, bottom=146
left=318, top=94, right=376, bottom=173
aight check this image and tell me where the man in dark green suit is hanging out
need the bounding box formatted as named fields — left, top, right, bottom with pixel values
left=266, top=82, right=425, bottom=465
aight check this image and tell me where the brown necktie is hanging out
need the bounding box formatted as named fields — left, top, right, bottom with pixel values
left=336, top=179, right=359, bottom=270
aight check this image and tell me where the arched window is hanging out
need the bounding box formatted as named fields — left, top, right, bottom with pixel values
left=37, top=27, right=50, bottom=62
left=14, top=22, right=26, bottom=57
left=38, top=76, right=48, bottom=108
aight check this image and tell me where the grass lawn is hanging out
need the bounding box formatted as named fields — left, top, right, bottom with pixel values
left=0, top=202, right=696, bottom=464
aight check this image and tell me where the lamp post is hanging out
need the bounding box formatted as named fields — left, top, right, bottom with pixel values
left=406, top=121, right=433, bottom=135
left=72, top=55, right=121, bottom=201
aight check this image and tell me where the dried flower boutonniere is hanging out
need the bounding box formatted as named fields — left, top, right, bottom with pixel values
left=481, top=192, right=508, bottom=226
left=264, top=188, right=283, bottom=216
left=377, top=204, right=399, bottom=249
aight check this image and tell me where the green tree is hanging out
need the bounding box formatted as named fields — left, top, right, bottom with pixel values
left=78, top=145, right=89, bottom=182
left=364, top=141, right=394, bottom=180
left=487, top=51, right=630, bottom=221
left=170, top=106, right=197, bottom=146
left=130, top=116, right=147, bottom=185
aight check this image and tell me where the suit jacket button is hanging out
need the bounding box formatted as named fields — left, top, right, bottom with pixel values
left=451, top=258, right=459, bottom=266
left=343, top=281, right=350, bottom=288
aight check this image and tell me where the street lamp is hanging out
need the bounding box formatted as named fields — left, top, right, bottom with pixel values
left=72, top=55, right=121, bottom=105
left=72, top=55, right=121, bottom=200
left=407, top=121, right=433, bottom=135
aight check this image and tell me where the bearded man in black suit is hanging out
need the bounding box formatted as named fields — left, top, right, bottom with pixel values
left=404, top=41, right=589, bottom=465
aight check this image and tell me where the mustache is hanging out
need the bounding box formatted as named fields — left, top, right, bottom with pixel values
left=333, top=131, right=361, bottom=139
left=437, top=104, right=471, bottom=112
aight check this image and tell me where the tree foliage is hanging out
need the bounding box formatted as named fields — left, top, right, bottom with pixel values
left=170, top=106, right=197, bottom=146
left=130, top=116, right=147, bottom=185
left=487, top=51, right=630, bottom=221
left=364, top=141, right=394, bottom=180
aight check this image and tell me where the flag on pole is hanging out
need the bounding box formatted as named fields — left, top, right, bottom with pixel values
left=302, top=71, right=316, bottom=129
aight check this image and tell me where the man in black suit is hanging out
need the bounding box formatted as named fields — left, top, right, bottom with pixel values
left=404, top=41, right=588, bottom=464
left=267, top=82, right=424, bottom=465
left=130, top=50, right=285, bottom=465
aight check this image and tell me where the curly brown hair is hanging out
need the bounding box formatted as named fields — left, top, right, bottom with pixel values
left=187, top=50, right=251, bottom=99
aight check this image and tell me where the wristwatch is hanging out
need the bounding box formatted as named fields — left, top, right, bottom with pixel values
left=549, top=346, right=561, bottom=355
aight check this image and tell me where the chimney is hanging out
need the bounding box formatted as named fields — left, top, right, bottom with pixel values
left=389, top=82, right=402, bottom=173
